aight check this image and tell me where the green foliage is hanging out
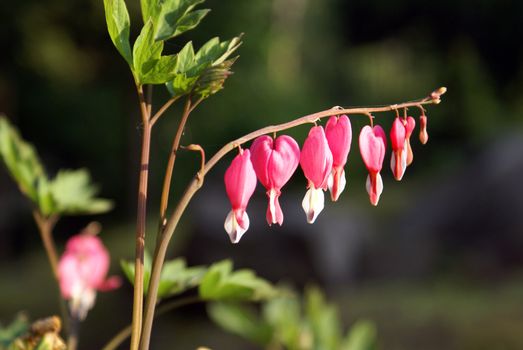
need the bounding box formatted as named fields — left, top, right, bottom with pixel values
left=199, top=260, right=278, bottom=301
left=208, top=286, right=378, bottom=350
left=0, top=117, right=46, bottom=203
left=121, top=253, right=206, bottom=299
left=341, top=321, right=377, bottom=350
left=166, top=36, right=242, bottom=98
left=154, top=0, right=209, bottom=41
left=0, top=314, right=29, bottom=348
left=103, top=0, right=132, bottom=66
left=0, top=116, right=112, bottom=217
left=207, top=303, right=273, bottom=345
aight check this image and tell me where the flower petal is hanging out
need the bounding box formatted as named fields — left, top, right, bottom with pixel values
left=224, top=210, right=250, bottom=244
left=325, top=115, right=352, bottom=168
left=300, top=126, right=333, bottom=189
left=302, top=187, right=325, bottom=224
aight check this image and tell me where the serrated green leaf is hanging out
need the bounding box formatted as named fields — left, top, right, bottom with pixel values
left=103, top=0, right=132, bottom=66
left=0, top=116, right=46, bottom=203
left=120, top=250, right=152, bottom=295
left=198, top=260, right=278, bottom=302
left=207, top=302, right=272, bottom=346
left=47, top=169, right=113, bottom=215
left=133, top=19, right=164, bottom=83
left=157, top=258, right=206, bottom=298
left=154, top=0, right=206, bottom=41
left=140, top=54, right=178, bottom=84
left=176, top=41, right=195, bottom=73
left=341, top=321, right=377, bottom=350
left=171, top=9, right=210, bottom=37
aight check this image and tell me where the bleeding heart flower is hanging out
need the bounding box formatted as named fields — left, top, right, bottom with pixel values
left=58, top=233, right=121, bottom=320
left=224, top=149, right=257, bottom=243
left=300, top=126, right=333, bottom=223
left=325, top=115, right=352, bottom=201
left=390, top=117, right=407, bottom=181
left=419, top=114, right=429, bottom=144
left=359, top=125, right=386, bottom=206
left=404, top=116, right=416, bottom=165
left=250, top=135, right=300, bottom=226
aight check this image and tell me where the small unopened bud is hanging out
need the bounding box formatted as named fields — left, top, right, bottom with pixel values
left=431, top=87, right=447, bottom=101
left=419, top=115, right=429, bottom=144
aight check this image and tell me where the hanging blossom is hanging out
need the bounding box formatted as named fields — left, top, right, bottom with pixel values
left=404, top=116, right=416, bottom=166
left=390, top=117, right=407, bottom=181
left=58, top=233, right=121, bottom=320
left=224, top=148, right=257, bottom=243
left=300, top=126, right=333, bottom=223
left=359, top=125, right=387, bottom=206
left=250, top=135, right=300, bottom=226
left=325, top=115, right=352, bottom=201
left=419, top=114, right=429, bottom=144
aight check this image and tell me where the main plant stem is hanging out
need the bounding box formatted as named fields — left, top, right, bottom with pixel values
left=137, top=88, right=446, bottom=350
left=130, top=84, right=152, bottom=350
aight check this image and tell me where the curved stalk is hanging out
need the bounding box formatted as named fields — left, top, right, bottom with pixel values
left=138, top=88, right=446, bottom=350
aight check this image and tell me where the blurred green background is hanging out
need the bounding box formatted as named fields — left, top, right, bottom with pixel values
left=1, top=0, right=523, bottom=349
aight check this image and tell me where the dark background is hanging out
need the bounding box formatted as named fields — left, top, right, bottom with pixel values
left=1, top=0, right=523, bottom=349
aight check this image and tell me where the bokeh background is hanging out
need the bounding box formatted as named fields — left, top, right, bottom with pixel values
left=1, top=0, right=523, bottom=349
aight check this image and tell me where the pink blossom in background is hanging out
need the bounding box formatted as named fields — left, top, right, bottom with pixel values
left=58, top=233, right=120, bottom=320
left=390, top=117, right=407, bottom=181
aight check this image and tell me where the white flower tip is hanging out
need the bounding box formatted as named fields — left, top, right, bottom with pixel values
left=366, top=173, right=383, bottom=206
left=224, top=210, right=249, bottom=244
left=302, top=187, right=325, bottom=224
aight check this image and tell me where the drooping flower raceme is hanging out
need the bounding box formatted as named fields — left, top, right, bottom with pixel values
left=224, top=149, right=257, bottom=243
left=390, top=117, right=407, bottom=181
left=359, top=125, right=387, bottom=206
left=250, top=135, right=300, bottom=226
left=300, top=126, right=333, bottom=223
left=58, top=234, right=121, bottom=320
left=325, top=115, right=352, bottom=201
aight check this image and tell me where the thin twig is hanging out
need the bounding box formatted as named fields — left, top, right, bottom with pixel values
left=32, top=211, right=59, bottom=279
left=150, top=96, right=180, bottom=126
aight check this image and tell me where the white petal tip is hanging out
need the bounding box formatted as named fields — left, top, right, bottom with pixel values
left=302, top=188, right=325, bottom=224
left=224, top=210, right=249, bottom=244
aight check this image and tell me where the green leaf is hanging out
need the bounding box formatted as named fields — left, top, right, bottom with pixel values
left=103, top=0, right=132, bottom=66
left=341, top=321, right=377, bottom=350
left=140, top=0, right=161, bottom=24
left=263, top=294, right=303, bottom=349
left=0, top=314, right=29, bottom=347
left=133, top=19, right=164, bottom=83
left=154, top=0, right=206, bottom=41
left=140, top=55, right=179, bottom=84
left=47, top=169, right=113, bottom=215
left=157, top=258, right=206, bottom=298
left=120, top=250, right=153, bottom=295
left=171, top=9, right=210, bottom=37
left=305, top=286, right=342, bottom=350
left=0, top=116, right=46, bottom=203
left=199, top=260, right=278, bottom=301
left=207, top=302, right=272, bottom=346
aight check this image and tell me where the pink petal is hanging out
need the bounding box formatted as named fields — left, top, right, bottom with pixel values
left=224, top=149, right=257, bottom=212
left=359, top=125, right=386, bottom=173
left=390, top=117, right=406, bottom=151
left=97, top=276, right=122, bottom=292
left=300, top=126, right=333, bottom=189
left=419, top=115, right=429, bottom=144
left=325, top=115, right=352, bottom=168
left=266, top=188, right=283, bottom=226
left=404, top=116, right=416, bottom=138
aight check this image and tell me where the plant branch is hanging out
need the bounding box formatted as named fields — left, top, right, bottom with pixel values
left=32, top=211, right=59, bottom=279
left=103, top=296, right=201, bottom=350
left=150, top=96, right=180, bottom=127
left=139, top=87, right=446, bottom=350
left=130, top=84, right=152, bottom=350
left=158, top=96, right=192, bottom=224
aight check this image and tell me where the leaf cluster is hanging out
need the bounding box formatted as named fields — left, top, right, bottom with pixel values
left=103, top=0, right=242, bottom=98
left=0, top=116, right=112, bottom=216
left=208, top=287, right=378, bottom=350
left=121, top=257, right=278, bottom=302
